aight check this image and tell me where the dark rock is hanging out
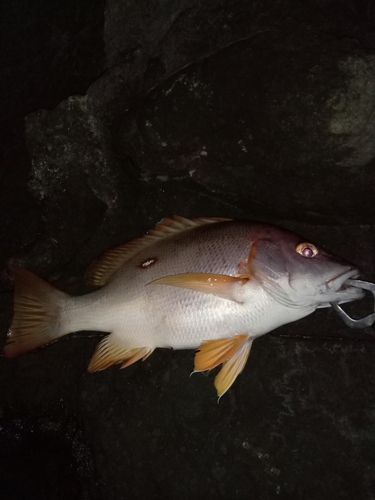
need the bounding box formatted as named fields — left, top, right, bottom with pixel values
left=119, top=46, right=375, bottom=224
left=0, top=0, right=106, bottom=120
left=0, top=413, right=98, bottom=500
left=1, top=1, right=375, bottom=499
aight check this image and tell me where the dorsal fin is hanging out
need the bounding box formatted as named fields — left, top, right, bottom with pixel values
left=85, top=216, right=229, bottom=286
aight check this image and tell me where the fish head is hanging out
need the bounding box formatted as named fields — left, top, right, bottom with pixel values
left=249, top=226, right=364, bottom=310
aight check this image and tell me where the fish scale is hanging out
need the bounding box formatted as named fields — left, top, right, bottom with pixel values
left=62, top=221, right=263, bottom=347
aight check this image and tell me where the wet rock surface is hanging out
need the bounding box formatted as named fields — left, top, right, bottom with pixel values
left=1, top=1, right=375, bottom=499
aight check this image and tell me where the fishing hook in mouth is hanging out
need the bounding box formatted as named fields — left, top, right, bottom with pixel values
left=331, top=279, right=375, bottom=329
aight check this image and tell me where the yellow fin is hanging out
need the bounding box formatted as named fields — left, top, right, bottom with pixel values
left=88, top=335, right=153, bottom=372
left=215, top=340, right=252, bottom=398
left=85, top=216, right=229, bottom=286
left=120, top=347, right=155, bottom=368
left=194, top=334, right=249, bottom=371
left=150, top=273, right=250, bottom=301
left=4, top=267, right=69, bottom=358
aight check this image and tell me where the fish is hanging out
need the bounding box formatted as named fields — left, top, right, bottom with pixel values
left=3, top=216, right=365, bottom=398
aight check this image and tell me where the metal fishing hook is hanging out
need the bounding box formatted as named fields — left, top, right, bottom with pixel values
left=331, top=279, right=375, bottom=329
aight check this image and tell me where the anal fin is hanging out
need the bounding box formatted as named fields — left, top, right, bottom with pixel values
left=120, top=347, right=155, bottom=368
left=88, top=335, right=153, bottom=372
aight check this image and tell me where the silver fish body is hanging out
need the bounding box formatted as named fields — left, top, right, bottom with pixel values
left=4, top=217, right=364, bottom=397
left=64, top=221, right=307, bottom=347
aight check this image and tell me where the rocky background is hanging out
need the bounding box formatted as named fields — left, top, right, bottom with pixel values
left=1, top=1, right=375, bottom=499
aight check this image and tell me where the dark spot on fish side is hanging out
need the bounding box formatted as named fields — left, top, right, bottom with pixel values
left=139, top=257, right=158, bottom=269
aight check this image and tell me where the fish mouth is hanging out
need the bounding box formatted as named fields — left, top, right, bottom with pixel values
left=317, top=269, right=364, bottom=308
left=326, top=268, right=360, bottom=292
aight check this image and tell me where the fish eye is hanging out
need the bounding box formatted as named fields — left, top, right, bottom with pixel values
left=296, top=242, right=319, bottom=258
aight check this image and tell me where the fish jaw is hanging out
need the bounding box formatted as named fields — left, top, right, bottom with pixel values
left=316, top=269, right=365, bottom=308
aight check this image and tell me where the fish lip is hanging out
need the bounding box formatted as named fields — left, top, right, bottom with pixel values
left=326, top=269, right=360, bottom=292
left=315, top=269, right=364, bottom=308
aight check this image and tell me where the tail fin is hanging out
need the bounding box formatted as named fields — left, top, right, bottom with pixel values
left=4, top=266, right=69, bottom=358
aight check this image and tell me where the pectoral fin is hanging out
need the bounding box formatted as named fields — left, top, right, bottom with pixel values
left=88, top=334, right=153, bottom=372
left=149, top=273, right=250, bottom=302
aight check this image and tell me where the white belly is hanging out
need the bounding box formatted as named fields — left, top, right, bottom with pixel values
left=63, top=276, right=315, bottom=350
